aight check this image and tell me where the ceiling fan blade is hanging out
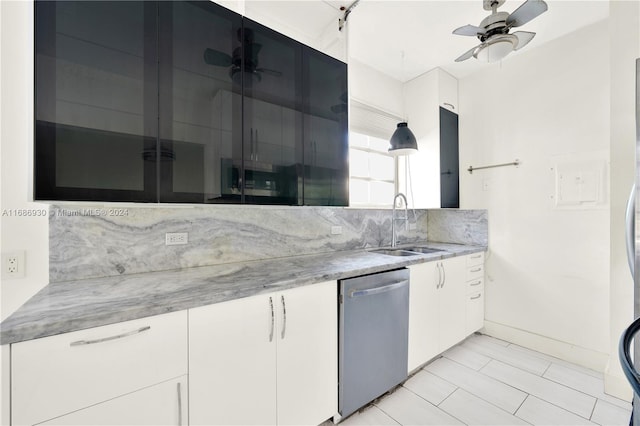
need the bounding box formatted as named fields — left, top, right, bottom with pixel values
left=455, top=45, right=479, bottom=62
left=513, top=31, right=536, bottom=50
left=453, top=24, right=487, bottom=37
left=257, top=68, right=282, bottom=77
left=506, top=0, right=548, bottom=27
left=203, top=48, right=232, bottom=66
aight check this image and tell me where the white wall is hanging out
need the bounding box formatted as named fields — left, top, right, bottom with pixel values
left=0, top=1, right=49, bottom=320
left=348, top=58, right=404, bottom=118
left=0, top=1, right=50, bottom=423
left=459, top=20, right=612, bottom=371
left=607, top=0, right=639, bottom=399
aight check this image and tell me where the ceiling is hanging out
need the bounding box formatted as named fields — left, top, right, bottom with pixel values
left=245, top=0, right=609, bottom=82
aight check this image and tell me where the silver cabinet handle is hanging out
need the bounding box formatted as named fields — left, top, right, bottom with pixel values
left=470, top=267, right=482, bottom=273
left=626, top=183, right=635, bottom=277
left=437, top=263, right=443, bottom=289
left=470, top=253, right=482, bottom=259
left=470, top=280, right=482, bottom=286
left=350, top=280, right=409, bottom=298
left=177, top=381, right=182, bottom=426
left=269, top=297, right=275, bottom=342
left=470, top=294, right=482, bottom=300
left=255, top=129, right=259, bottom=162
left=69, top=326, right=150, bottom=347
left=280, top=295, right=287, bottom=340
left=442, top=262, right=446, bottom=287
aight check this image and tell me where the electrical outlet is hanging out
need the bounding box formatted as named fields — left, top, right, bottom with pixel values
left=165, top=232, right=188, bottom=246
left=331, top=226, right=343, bottom=235
left=2, top=251, right=25, bottom=279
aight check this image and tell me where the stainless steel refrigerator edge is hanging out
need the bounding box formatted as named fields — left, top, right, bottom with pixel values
left=622, top=58, right=640, bottom=426
left=634, top=57, right=640, bottom=426
left=337, top=268, right=410, bottom=421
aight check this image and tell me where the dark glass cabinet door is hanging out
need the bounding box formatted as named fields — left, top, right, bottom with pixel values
left=303, top=50, right=348, bottom=206
left=439, top=107, right=459, bottom=208
left=158, top=1, right=242, bottom=203
left=35, top=1, right=158, bottom=202
left=241, top=19, right=303, bottom=205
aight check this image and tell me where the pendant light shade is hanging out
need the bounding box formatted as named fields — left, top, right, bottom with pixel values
left=389, top=122, right=418, bottom=156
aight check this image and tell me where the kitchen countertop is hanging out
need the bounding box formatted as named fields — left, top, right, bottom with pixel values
left=0, top=242, right=485, bottom=345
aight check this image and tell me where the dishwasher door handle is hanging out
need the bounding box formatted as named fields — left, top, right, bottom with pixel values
left=349, top=280, right=409, bottom=298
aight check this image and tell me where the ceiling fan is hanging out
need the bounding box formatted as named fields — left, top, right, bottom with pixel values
left=203, top=28, right=282, bottom=84
left=453, top=0, right=548, bottom=63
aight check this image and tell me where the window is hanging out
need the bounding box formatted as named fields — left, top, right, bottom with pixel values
left=349, top=132, right=396, bottom=207
left=348, top=100, right=401, bottom=207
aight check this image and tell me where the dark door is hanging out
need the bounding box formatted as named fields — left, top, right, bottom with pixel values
left=303, top=49, right=348, bottom=206
left=439, top=107, right=459, bottom=208
left=158, top=1, right=242, bottom=203
left=241, top=19, right=303, bottom=205
left=35, top=1, right=158, bottom=202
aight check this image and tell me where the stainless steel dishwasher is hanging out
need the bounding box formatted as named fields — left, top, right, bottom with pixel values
left=338, top=268, right=410, bottom=421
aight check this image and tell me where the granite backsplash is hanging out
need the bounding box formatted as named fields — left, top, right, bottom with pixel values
left=49, top=204, right=487, bottom=282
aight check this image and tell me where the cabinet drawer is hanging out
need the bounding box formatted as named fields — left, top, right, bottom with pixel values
left=12, top=311, right=187, bottom=426
left=466, top=252, right=484, bottom=267
left=466, top=277, right=484, bottom=294
left=40, top=376, right=187, bottom=426
left=467, top=264, right=484, bottom=281
left=466, top=291, right=484, bottom=334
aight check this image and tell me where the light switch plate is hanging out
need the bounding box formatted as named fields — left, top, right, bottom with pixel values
left=331, top=226, right=343, bottom=235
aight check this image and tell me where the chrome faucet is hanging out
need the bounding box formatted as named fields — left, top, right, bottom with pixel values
left=391, top=193, right=408, bottom=248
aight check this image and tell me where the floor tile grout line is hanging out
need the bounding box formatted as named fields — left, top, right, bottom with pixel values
left=368, top=403, right=402, bottom=426
left=533, top=363, right=612, bottom=403
left=407, top=386, right=469, bottom=426
left=513, top=392, right=531, bottom=416
left=589, top=398, right=598, bottom=423
left=462, top=341, right=552, bottom=377
left=421, top=363, right=527, bottom=417
left=426, top=356, right=531, bottom=414
left=439, top=386, right=535, bottom=425
left=482, top=361, right=598, bottom=421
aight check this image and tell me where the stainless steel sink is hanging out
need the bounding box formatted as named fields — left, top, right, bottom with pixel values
left=370, top=249, right=421, bottom=257
left=402, top=247, right=446, bottom=254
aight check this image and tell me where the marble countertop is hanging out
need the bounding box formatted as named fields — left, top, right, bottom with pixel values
left=0, top=242, right=485, bottom=345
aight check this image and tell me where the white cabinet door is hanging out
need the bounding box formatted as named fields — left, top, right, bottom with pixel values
left=276, top=281, right=337, bottom=425
left=40, top=376, right=187, bottom=426
left=438, top=256, right=468, bottom=351
left=189, top=294, right=277, bottom=426
left=408, top=262, right=439, bottom=372
left=189, top=281, right=337, bottom=426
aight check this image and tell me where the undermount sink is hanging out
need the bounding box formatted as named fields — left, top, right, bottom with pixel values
left=370, top=249, right=421, bottom=257
left=402, top=247, right=446, bottom=254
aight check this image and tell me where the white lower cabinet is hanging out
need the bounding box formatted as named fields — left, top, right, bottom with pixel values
left=11, top=311, right=188, bottom=426
left=408, top=254, right=481, bottom=372
left=189, top=280, right=338, bottom=426
left=40, top=376, right=187, bottom=426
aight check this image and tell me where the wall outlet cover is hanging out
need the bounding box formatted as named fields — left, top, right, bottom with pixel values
left=2, top=251, right=25, bottom=279
left=165, top=232, right=188, bottom=246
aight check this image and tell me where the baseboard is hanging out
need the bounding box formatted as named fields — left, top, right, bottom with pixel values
left=481, top=320, right=609, bottom=373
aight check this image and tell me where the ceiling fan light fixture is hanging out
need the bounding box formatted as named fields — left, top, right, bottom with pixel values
left=389, top=122, right=418, bottom=156
left=474, top=34, right=517, bottom=62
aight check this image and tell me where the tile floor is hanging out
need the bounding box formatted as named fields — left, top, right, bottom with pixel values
left=339, top=334, right=632, bottom=425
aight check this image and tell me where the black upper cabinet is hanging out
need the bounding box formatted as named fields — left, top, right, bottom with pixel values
left=35, top=1, right=158, bottom=202
left=35, top=1, right=348, bottom=206
left=439, top=107, right=459, bottom=208
left=158, top=1, right=242, bottom=203
left=303, top=49, right=348, bottom=206
left=241, top=19, right=304, bottom=205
